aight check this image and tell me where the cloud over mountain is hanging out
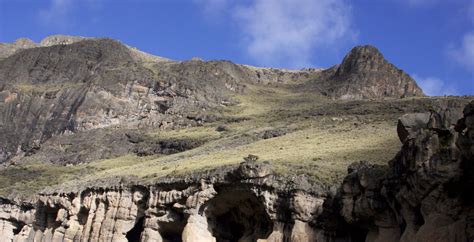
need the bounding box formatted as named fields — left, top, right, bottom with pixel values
left=198, top=0, right=355, bottom=68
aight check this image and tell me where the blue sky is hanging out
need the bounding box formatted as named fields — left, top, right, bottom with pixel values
left=0, top=0, right=473, bottom=96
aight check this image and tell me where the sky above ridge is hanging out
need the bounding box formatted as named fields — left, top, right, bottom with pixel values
left=0, top=0, right=473, bottom=96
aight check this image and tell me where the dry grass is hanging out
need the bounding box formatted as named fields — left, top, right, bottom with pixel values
left=1, top=83, right=406, bottom=196
left=14, top=83, right=82, bottom=94
left=77, top=118, right=399, bottom=185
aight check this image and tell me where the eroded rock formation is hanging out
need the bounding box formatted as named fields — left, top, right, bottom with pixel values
left=0, top=162, right=331, bottom=242
left=340, top=100, right=474, bottom=241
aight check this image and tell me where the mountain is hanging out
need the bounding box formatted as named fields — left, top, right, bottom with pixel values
left=0, top=36, right=472, bottom=242
left=0, top=36, right=424, bottom=164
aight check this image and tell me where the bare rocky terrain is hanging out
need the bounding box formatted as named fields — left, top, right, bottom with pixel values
left=0, top=35, right=472, bottom=242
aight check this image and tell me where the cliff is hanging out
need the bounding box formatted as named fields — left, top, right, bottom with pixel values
left=0, top=100, right=472, bottom=241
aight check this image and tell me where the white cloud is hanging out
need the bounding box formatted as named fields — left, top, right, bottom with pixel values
left=469, top=0, right=474, bottom=24
left=403, top=0, right=439, bottom=7
left=448, top=32, right=474, bottom=73
left=39, top=0, right=74, bottom=27
left=412, top=74, right=458, bottom=96
left=194, top=0, right=230, bottom=17
left=39, top=0, right=102, bottom=29
left=198, top=0, right=355, bottom=68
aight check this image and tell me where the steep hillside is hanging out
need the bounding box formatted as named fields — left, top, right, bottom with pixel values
left=0, top=36, right=317, bottom=164
left=0, top=36, right=425, bottom=165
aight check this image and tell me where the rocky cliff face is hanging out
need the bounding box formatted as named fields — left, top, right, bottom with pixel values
left=1, top=101, right=472, bottom=242
left=339, top=100, right=474, bottom=241
left=0, top=37, right=322, bottom=164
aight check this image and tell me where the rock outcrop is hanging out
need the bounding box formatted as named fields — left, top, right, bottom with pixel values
left=0, top=38, right=38, bottom=59
left=2, top=35, right=472, bottom=242
left=0, top=161, right=333, bottom=242
left=315, top=45, right=425, bottom=99
left=339, top=100, right=474, bottom=241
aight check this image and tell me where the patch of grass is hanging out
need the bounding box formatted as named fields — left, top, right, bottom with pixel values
left=14, top=83, right=81, bottom=94
left=66, top=119, right=400, bottom=186
left=149, top=125, right=221, bottom=141
left=0, top=162, right=96, bottom=197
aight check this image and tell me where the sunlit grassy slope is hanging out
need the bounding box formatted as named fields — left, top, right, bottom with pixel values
left=0, top=83, right=410, bottom=196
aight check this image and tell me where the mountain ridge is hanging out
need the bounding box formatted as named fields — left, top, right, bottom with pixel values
left=0, top=36, right=425, bottom=164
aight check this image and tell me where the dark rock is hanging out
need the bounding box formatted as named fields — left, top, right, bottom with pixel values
left=261, top=128, right=287, bottom=139
left=339, top=100, right=474, bottom=241
left=133, top=138, right=203, bottom=156
left=237, top=160, right=272, bottom=179
left=125, top=132, right=145, bottom=144
left=215, top=124, right=229, bottom=132
left=397, top=113, right=430, bottom=142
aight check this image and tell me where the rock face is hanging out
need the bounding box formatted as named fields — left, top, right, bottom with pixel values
left=339, top=100, right=474, bottom=241
left=1, top=100, right=473, bottom=242
left=0, top=35, right=87, bottom=60
left=0, top=38, right=38, bottom=59
left=317, top=45, right=425, bottom=99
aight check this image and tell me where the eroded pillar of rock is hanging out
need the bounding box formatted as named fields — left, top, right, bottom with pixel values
left=257, top=222, right=285, bottom=242
left=289, top=191, right=324, bottom=242
left=182, top=181, right=217, bottom=242
left=0, top=220, right=16, bottom=242
left=182, top=214, right=215, bottom=242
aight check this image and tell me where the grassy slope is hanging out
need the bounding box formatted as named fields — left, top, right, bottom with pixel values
left=0, top=83, right=406, bottom=196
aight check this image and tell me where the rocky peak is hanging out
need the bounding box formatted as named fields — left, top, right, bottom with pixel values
left=39, top=34, right=86, bottom=47
left=13, top=38, right=37, bottom=48
left=335, top=45, right=386, bottom=76
left=0, top=38, right=134, bottom=86
left=324, top=45, right=425, bottom=99
left=0, top=38, right=37, bottom=59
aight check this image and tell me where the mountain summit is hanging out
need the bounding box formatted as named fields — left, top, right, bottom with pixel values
left=316, top=45, right=424, bottom=99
